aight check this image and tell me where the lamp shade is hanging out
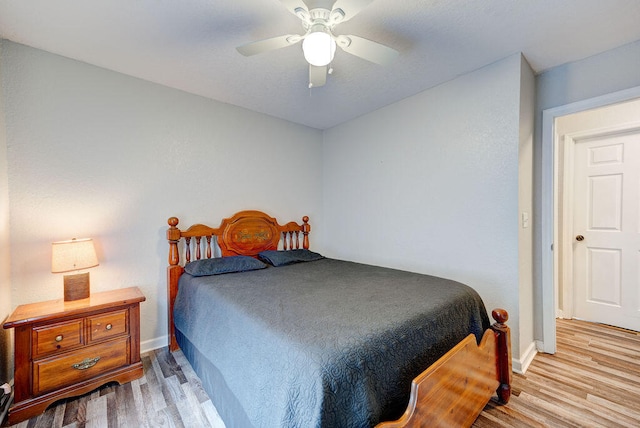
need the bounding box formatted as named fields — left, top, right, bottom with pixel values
left=51, top=238, right=99, bottom=273
left=302, top=30, right=336, bottom=67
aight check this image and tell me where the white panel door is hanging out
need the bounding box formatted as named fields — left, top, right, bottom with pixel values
left=573, top=129, right=640, bottom=331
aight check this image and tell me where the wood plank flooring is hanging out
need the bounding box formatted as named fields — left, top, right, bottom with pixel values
left=3, top=318, right=639, bottom=427
left=473, top=319, right=640, bottom=427
left=3, top=348, right=225, bottom=428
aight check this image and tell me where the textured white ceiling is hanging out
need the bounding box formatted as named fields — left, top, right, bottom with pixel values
left=1, top=0, right=639, bottom=129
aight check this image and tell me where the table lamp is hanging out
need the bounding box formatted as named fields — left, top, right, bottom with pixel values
left=51, top=238, right=99, bottom=301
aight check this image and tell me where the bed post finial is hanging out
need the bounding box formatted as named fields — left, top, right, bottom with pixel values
left=492, top=308, right=508, bottom=324
left=167, top=217, right=180, bottom=266
left=491, top=308, right=511, bottom=404
left=302, top=216, right=310, bottom=249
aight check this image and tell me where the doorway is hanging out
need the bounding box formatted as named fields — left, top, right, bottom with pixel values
left=556, top=104, right=640, bottom=332
left=541, top=86, right=640, bottom=354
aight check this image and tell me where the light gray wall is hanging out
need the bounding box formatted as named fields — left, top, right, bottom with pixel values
left=1, top=40, right=324, bottom=351
left=322, top=54, right=530, bottom=361
left=533, top=39, right=640, bottom=339
left=0, top=40, right=12, bottom=384
left=537, top=40, right=640, bottom=113
left=518, top=55, right=535, bottom=365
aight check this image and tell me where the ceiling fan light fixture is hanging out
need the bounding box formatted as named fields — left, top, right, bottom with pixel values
left=302, top=28, right=336, bottom=67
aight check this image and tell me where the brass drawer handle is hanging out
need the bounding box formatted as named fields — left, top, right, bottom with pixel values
left=105, top=324, right=113, bottom=331
left=71, top=357, right=100, bottom=370
left=55, top=335, right=63, bottom=342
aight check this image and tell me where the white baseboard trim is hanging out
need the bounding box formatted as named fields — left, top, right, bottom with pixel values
left=512, top=341, right=537, bottom=374
left=141, top=335, right=168, bottom=354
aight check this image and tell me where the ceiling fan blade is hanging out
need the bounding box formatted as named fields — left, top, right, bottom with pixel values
left=279, top=0, right=309, bottom=16
left=236, top=35, right=302, bottom=56
left=335, top=35, right=398, bottom=65
left=332, top=0, right=375, bottom=22
left=309, top=65, right=327, bottom=88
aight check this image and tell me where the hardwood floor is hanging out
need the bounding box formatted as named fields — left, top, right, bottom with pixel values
left=3, top=319, right=639, bottom=427
left=3, top=348, right=225, bottom=428
left=474, top=318, right=640, bottom=427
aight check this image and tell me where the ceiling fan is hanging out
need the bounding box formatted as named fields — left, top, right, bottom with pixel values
left=236, top=0, right=399, bottom=88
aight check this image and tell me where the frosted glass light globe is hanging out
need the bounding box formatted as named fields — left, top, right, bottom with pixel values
left=302, top=31, right=336, bottom=67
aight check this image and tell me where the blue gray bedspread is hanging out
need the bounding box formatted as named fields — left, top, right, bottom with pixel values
left=173, top=258, right=490, bottom=428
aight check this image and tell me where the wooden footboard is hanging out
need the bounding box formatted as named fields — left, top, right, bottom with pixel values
left=376, top=309, right=511, bottom=427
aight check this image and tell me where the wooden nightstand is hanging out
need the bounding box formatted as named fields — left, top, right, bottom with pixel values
left=3, top=287, right=146, bottom=424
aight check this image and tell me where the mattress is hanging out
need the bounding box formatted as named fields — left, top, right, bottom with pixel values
left=173, top=258, right=490, bottom=427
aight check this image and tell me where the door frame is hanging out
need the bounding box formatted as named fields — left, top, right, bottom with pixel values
left=560, top=124, right=640, bottom=322
left=541, top=85, right=640, bottom=354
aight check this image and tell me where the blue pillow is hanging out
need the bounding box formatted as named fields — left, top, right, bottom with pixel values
left=184, top=256, right=267, bottom=277
left=258, top=249, right=324, bottom=267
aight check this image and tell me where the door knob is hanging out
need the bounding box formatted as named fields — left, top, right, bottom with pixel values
left=576, top=235, right=585, bottom=242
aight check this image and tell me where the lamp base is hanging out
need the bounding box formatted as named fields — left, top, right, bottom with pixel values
left=63, top=272, right=91, bottom=301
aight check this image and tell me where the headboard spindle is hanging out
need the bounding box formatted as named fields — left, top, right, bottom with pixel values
left=185, top=237, right=192, bottom=263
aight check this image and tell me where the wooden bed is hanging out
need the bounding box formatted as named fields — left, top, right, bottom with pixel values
left=166, top=210, right=511, bottom=427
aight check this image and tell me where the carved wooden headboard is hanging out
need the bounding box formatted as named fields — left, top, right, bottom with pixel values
left=166, top=210, right=310, bottom=350
left=167, top=210, right=310, bottom=264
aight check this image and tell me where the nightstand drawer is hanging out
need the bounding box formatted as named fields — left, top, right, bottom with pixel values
left=33, top=319, right=84, bottom=357
left=33, top=336, right=130, bottom=395
left=88, top=309, right=128, bottom=342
